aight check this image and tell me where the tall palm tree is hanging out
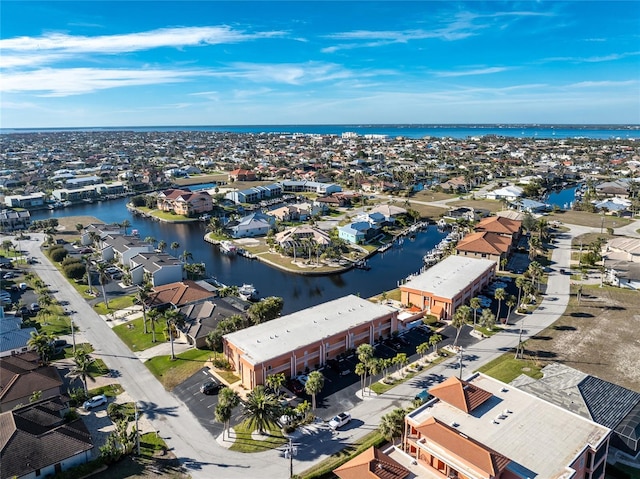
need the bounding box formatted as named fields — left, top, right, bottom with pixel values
left=356, top=344, right=374, bottom=392
left=180, top=250, right=193, bottom=265
left=265, top=373, right=286, bottom=396
left=170, top=242, right=180, bottom=256
left=164, top=308, right=183, bottom=360
left=66, top=350, right=95, bottom=393
left=81, top=254, right=94, bottom=295
left=157, top=240, right=167, bottom=253
left=367, top=358, right=381, bottom=393
left=95, top=262, right=110, bottom=309
left=134, top=285, right=151, bottom=334
left=494, top=288, right=506, bottom=323
left=452, top=305, right=472, bottom=346
left=480, top=308, right=496, bottom=330
left=506, top=295, right=517, bottom=319
left=470, top=297, right=481, bottom=325
left=216, top=387, right=240, bottom=440
left=27, top=331, right=54, bottom=365
left=144, top=236, right=157, bottom=248
left=241, top=385, right=280, bottom=435
left=429, top=333, right=442, bottom=354
left=416, top=342, right=429, bottom=362
left=304, top=371, right=324, bottom=410
left=147, top=308, right=162, bottom=343
left=378, top=408, right=406, bottom=445
left=120, top=219, right=131, bottom=235
left=515, top=276, right=527, bottom=306
left=355, top=362, right=366, bottom=395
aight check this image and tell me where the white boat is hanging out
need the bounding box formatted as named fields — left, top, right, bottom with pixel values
left=219, top=240, right=237, bottom=254
left=199, top=214, right=211, bottom=221
left=238, top=283, right=257, bottom=301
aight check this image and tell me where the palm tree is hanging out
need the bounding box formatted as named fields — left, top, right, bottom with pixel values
left=180, top=250, right=193, bottom=265
left=66, top=350, right=95, bottom=393
left=470, top=297, right=481, bottom=325
left=27, top=331, right=54, bottom=364
left=75, top=223, right=84, bottom=234
left=157, top=240, right=167, bottom=253
left=416, top=342, right=429, bottom=362
left=452, top=305, right=472, bottom=346
left=216, top=387, right=240, bottom=440
left=170, top=242, right=180, bottom=256
left=96, top=262, right=110, bottom=309
left=147, top=308, right=162, bottom=343
left=81, top=254, right=94, bottom=295
left=393, top=352, right=408, bottom=375
left=241, top=385, right=280, bottom=435
left=480, top=308, right=496, bottom=330
left=528, top=261, right=544, bottom=292
left=429, top=333, right=443, bottom=354
left=215, top=404, right=232, bottom=441
left=305, top=371, right=325, bottom=410
left=506, top=295, right=517, bottom=319
left=367, top=358, right=381, bottom=393
left=494, top=288, right=506, bottom=323
left=265, top=373, right=286, bottom=396
left=120, top=219, right=131, bottom=235
left=528, top=235, right=541, bottom=260
left=355, top=362, right=366, bottom=395
left=163, top=308, right=183, bottom=360
left=144, top=236, right=157, bottom=248
left=515, top=276, right=526, bottom=305
left=356, top=344, right=374, bottom=391
left=378, top=408, right=406, bottom=445
left=134, top=285, right=151, bottom=334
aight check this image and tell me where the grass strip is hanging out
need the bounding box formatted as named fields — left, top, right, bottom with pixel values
left=145, top=348, right=215, bottom=390
left=475, top=353, right=543, bottom=384
left=229, top=420, right=287, bottom=453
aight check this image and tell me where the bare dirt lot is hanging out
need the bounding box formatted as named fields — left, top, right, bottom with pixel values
left=525, top=286, right=640, bottom=392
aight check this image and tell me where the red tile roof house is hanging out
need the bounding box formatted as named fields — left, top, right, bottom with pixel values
left=474, top=216, right=522, bottom=241
left=403, top=374, right=611, bottom=479
left=334, top=446, right=410, bottom=479
left=0, top=396, right=94, bottom=479
left=228, top=168, right=257, bottom=182
left=455, top=231, right=513, bottom=267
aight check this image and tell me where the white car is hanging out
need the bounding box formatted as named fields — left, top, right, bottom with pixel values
left=83, top=394, right=107, bottom=410
left=329, top=412, right=351, bottom=430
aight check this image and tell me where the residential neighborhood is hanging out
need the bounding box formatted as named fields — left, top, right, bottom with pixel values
left=0, top=129, right=639, bottom=479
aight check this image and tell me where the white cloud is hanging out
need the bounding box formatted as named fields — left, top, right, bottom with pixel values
left=568, top=80, right=638, bottom=89
left=433, top=67, right=512, bottom=77
left=210, top=62, right=361, bottom=85
left=1, top=67, right=204, bottom=96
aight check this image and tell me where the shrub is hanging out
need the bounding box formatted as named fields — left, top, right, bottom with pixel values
left=61, top=256, right=82, bottom=266
left=64, top=262, right=86, bottom=280
left=212, top=357, right=231, bottom=369
left=49, top=247, right=68, bottom=262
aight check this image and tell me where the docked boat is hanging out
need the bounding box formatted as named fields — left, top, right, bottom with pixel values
left=238, top=283, right=257, bottom=301
left=219, top=240, right=237, bottom=254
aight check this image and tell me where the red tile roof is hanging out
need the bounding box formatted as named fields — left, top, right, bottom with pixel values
left=456, top=231, right=511, bottom=255
left=428, top=376, right=493, bottom=413
left=475, top=216, right=522, bottom=235
left=334, top=446, right=411, bottom=479
left=149, top=280, right=216, bottom=308
left=415, top=417, right=511, bottom=477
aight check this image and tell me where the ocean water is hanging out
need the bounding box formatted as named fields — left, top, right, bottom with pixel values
left=2, top=124, right=639, bottom=140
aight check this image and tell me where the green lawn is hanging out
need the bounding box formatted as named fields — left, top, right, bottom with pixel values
left=145, top=348, right=215, bottom=390
left=229, top=420, right=287, bottom=453
left=112, top=317, right=160, bottom=352
left=88, top=383, right=125, bottom=398
left=369, top=354, right=450, bottom=395
left=93, top=294, right=136, bottom=315
left=475, top=353, right=543, bottom=383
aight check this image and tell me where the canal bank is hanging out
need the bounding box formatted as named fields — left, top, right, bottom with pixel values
left=34, top=197, right=447, bottom=314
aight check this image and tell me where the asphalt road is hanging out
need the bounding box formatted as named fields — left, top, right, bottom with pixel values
left=9, top=222, right=596, bottom=478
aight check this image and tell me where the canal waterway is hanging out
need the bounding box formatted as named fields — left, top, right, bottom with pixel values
left=33, top=198, right=446, bottom=314
left=545, top=185, right=580, bottom=210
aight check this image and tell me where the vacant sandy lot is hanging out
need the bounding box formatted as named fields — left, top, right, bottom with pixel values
left=525, top=286, right=640, bottom=391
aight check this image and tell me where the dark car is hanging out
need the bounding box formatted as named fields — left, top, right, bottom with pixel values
left=17, top=305, right=30, bottom=317
left=414, top=389, right=433, bottom=403
left=200, top=380, right=220, bottom=395
left=287, top=378, right=305, bottom=395
left=327, top=358, right=341, bottom=374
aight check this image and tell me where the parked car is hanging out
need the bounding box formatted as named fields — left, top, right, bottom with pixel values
left=79, top=248, right=93, bottom=254
left=2, top=272, right=17, bottom=279
left=29, top=303, right=40, bottom=313
left=16, top=305, right=30, bottom=317
left=200, top=380, right=220, bottom=395
left=287, top=378, right=305, bottom=395
left=83, top=394, right=107, bottom=410
left=329, top=412, right=351, bottom=430
left=414, top=389, right=433, bottom=403
left=296, top=374, right=309, bottom=386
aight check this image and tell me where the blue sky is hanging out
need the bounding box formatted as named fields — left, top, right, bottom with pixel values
left=1, top=1, right=639, bottom=128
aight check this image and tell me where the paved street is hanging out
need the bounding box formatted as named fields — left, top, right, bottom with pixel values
left=12, top=222, right=602, bottom=478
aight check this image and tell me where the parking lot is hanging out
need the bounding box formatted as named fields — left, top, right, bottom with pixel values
left=173, top=368, right=243, bottom=436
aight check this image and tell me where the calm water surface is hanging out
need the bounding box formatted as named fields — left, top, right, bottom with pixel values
left=33, top=198, right=445, bottom=314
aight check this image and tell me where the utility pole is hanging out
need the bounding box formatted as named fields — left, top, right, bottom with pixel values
left=515, top=318, right=525, bottom=360
left=458, top=347, right=463, bottom=379
left=135, top=402, right=140, bottom=456
left=70, top=319, right=76, bottom=354
left=284, top=436, right=297, bottom=478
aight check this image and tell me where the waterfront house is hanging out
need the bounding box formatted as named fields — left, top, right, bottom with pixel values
left=129, top=252, right=183, bottom=287
left=156, top=188, right=213, bottom=216
left=274, top=225, right=332, bottom=251
left=52, top=185, right=99, bottom=202
left=225, top=184, right=283, bottom=204
left=485, top=185, right=524, bottom=200
left=223, top=295, right=398, bottom=389
left=227, top=212, right=275, bottom=238
left=0, top=396, right=94, bottom=479
left=81, top=223, right=123, bottom=246
left=338, top=222, right=370, bottom=244
left=455, top=231, right=513, bottom=265
left=404, top=374, right=611, bottom=479
left=4, top=192, right=46, bottom=209
left=0, top=209, right=31, bottom=232
left=474, top=215, right=522, bottom=240
left=400, top=256, right=496, bottom=320
left=280, top=179, right=342, bottom=195
left=64, top=175, right=102, bottom=188
left=147, top=280, right=216, bottom=309
left=100, top=234, right=154, bottom=267
left=368, top=204, right=407, bottom=223
left=596, top=179, right=631, bottom=198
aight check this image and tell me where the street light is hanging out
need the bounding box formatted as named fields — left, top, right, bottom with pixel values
left=283, top=437, right=297, bottom=478
left=135, top=402, right=141, bottom=456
